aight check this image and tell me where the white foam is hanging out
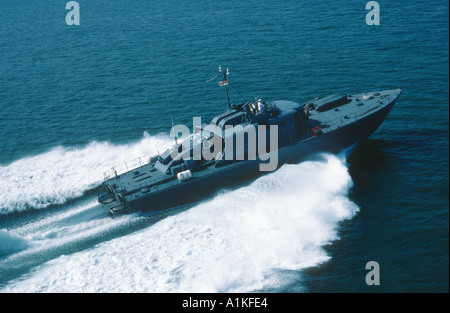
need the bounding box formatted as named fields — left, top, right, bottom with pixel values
left=0, top=200, right=140, bottom=278
left=0, top=230, right=29, bottom=256
left=11, top=200, right=111, bottom=247
left=0, top=133, right=173, bottom=214
left=1, top=153, right=359, bottom=293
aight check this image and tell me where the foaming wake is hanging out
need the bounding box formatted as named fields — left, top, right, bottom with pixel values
left=0, top=199, right=143, bottom=282
left=0, top=132, right=173, bottom=214
left=1, top=153, right=359, bottom=293
left=0, top=230, right=29, bottom=257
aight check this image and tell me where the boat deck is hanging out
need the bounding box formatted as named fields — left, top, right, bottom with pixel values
left=308, top=89, right=401, bottom=133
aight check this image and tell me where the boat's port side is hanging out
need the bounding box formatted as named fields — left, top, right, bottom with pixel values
left=97, top=83, right=401, bottom=215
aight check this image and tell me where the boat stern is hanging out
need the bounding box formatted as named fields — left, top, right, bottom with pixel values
left=98, top=185, right=126, bottom=214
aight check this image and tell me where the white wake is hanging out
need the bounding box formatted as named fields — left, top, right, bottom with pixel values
left=1, top=153, right=359, bottom=293
left=0, top=133, right=173, bottom=214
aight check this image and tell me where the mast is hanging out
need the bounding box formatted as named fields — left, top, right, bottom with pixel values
left=218, top=66, right=231, bottom=109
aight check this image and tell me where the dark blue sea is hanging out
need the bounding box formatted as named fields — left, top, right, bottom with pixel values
left=0, top=0, right=448, bottom=293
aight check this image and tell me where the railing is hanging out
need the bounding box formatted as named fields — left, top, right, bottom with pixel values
left=103, top=130, right=214, bottom=181
left=103, top=152, right=160, bottom=180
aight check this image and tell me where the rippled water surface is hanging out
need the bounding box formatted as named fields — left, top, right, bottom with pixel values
left=0, top=0, right=448, bottom=292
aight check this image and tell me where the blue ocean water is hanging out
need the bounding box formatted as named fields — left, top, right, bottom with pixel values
left=0, top=0, right=448, bottom=292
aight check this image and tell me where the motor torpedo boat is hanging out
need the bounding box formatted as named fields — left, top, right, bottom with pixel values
left=98, top=67, right=401, bottom=214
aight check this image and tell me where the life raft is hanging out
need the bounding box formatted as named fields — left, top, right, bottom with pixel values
left=312, top=126, right=323, bottom=136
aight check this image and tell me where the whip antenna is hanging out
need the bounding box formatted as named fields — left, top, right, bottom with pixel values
left=159, top=65, right=177, bottom=145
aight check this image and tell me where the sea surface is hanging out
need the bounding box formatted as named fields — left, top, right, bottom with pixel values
left=0, top=0, right=448, bottom=293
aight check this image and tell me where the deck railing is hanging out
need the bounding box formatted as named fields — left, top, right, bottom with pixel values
left=103, top=152, right=160, bottom=180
